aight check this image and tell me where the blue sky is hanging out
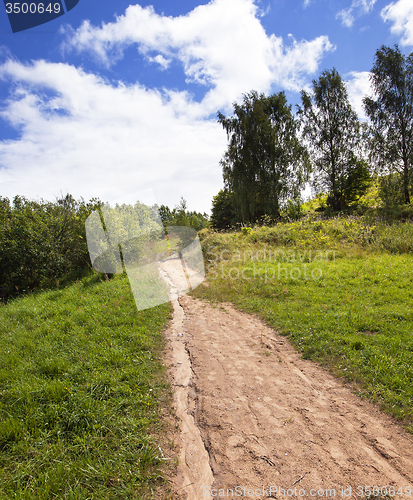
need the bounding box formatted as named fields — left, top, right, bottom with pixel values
left=0, top=0, right=412, bottom=213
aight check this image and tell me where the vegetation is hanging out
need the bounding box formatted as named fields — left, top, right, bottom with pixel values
left=87, top=200, right=167, bottom=277
left=210, top=189, right=237, bottom=230
left=1, top=41, right=413, bottom=498
left=0, top=194, right=103, bottom=302
left=158, top=197, right=209, bottom=231
left=0, top=192, right=209, bottom=498
left=363, top=45, right=413, bottom=205
left=211, top=44, right=413, bottom=229
left=0, top=189, right=210, bottom=497
left=217, top=91, right=310, bottom=223
left=0, top=271, right=175, bottom=499
left=194, top=218, right=413, bottom=433
left=0, top=193, right=208, bottom=303
left=298, top=68, right=370, bottom=211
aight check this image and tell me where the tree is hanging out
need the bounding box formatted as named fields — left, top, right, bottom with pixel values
left=363, top=45, right=413, bottom=205
left=173, top=197, right=189, bottom=226
left=210, top=189, right=237, bottom=229
left=298, top=68, right=369, bottom=211
left=0, top=194, right=103, bottom=300
left=218, top=91, right=310, bottom=224
left=158, top=204, right=173, bottom=224
left=158, top=199, right=209, bottom=231
left=339, top=157, right=371, bottom=206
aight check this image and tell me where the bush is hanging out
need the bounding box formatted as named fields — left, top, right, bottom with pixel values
left=0, top=194, right=103, bottom=301
left=281, top=198, right=305, bottom=221
left=210, top=189, right=237, bottom=230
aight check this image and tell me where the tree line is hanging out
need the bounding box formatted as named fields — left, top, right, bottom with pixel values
left=0, top=194, right=209, bottom=301
left=2, top=44, right=411, bottom=298
left=211, top=44, right=413, bottom=228
left=0, top=194, right=103, bottom=301
left=158, top=197, right=209, bottom=231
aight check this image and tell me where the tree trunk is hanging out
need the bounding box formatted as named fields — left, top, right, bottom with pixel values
left=333, top=191, right=341, bottom=211
left=403, top=165, right=410, bottom=204
left=401, top=125, right=410, bottom=204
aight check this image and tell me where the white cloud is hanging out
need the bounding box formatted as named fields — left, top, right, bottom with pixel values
left=0, top=0, right=334, bottom=213
left=62, top=0, right=334, bottom=112
left=148, top=54, right=171, bottom=69
left=337, top=0, right=377, bottom=28
left=344, top=71, right=372, bottom=121
left=381, top=0, right=413, bottom=46
left=0, top=60, right=226, bottom=213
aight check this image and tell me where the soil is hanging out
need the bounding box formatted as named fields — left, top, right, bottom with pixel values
left=160, top=260, right=413, bottom=499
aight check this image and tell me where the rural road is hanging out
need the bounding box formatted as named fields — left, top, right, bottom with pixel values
left=160, top=260, right=413, bottom=499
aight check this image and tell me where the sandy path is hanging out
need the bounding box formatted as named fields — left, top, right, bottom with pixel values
left=161, top=262, right=413, bottom=498
left=159, top=259, right=214, bottom=499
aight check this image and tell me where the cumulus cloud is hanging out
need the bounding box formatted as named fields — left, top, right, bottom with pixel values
left=0, top=60, right=226, bottom=212
left=381, top=0, right=413, bottom=46
left=62, top=0, right=334, bottom=112
left=0, top=0, right=334, bottom=212
left=344, top=71, right=372, bottom=121
left=337, top=0, right=377, bottom=27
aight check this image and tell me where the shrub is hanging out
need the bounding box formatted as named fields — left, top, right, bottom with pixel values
left=0, top=194, right=103, bottom=301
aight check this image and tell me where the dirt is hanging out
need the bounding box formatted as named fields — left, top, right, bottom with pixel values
left=161, top=262, right=413, bottom=499
left=159, top=260, right=214, bottom=500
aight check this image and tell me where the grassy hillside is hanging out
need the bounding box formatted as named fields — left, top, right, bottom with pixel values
left=194, top=217, right=413, bottom=433
left=0, top=272, right=176, bottom=499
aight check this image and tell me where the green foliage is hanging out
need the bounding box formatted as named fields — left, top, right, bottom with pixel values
left=170, top=197, right=189, bottom=226
left=159, top=197, right=209, bottom=231
left=339, top=157, right=372, bottom=205
left=209, top=47, right=413, bottom=222
left=218, top=90, right=310, bottom=223
left=0, top=194, right=103, bottom=301
left=158, top=204, right=173, bottom=225
left=200, top=216, right=413, bottom=257
left=379, top=172, right=405, bottom=208
left=210, top=189, right=237, bottom=229
left=363, top=45, right=413, bottom=204
left=281, top=197, right=305, bottom=221
left=302, top=175, right=384, bottom=218
left=357, top=175, right=382, bottom=208
left=302, top=193, right=328, bottom=214
left=0, top=272, right=173, bottom=498
left=299, top=68, right=369, bottom=211
left=91, top=201, right=166, bottom=273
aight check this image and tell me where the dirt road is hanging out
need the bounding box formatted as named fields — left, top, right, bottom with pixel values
left=161, top=261, right=413, bottom=499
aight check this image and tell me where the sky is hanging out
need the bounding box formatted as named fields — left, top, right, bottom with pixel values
left=0, top=0, right=412, bottom=214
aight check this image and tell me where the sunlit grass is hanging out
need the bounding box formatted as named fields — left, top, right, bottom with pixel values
left=200, top=215, right=413, bottom=255
left=194, top=221, right=413, bottom=432
left=0, top=272, right=174, bottom=499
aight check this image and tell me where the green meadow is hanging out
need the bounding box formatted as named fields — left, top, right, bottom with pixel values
left=194, top=217, right=413, bottom=432
left=2, top=213, right=413, bottom=499
left=0, top=272, right=175, bottom=499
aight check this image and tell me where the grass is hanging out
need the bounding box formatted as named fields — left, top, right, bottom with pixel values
left=3, top=213, right=413, bottom=497
left=0, top=271, right=175, bottom=499
left=194, top=218, right=413, bottom=433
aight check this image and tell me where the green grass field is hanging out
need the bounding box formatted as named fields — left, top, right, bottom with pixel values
left=0, top=272, right=174, bottom=499
left=194, top=218, right=413, bottom=433
left=2, top=214, right=413, bottom=498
